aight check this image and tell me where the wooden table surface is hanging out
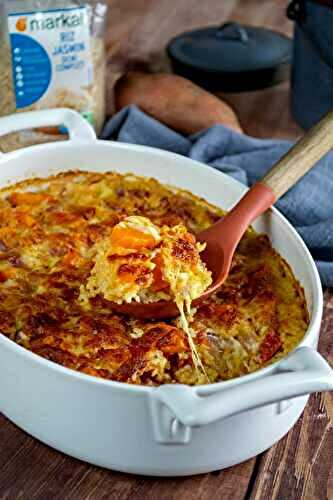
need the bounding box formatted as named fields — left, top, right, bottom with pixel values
left=1, top=1, right=332, bottom=499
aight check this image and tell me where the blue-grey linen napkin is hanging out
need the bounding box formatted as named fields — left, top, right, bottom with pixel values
left=102, top=105, right=333, bottom=287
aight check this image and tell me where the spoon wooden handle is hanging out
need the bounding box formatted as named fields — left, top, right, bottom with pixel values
left=204, top=108, right=333, bottom=257
left=260, top=109, right=333, bottom=199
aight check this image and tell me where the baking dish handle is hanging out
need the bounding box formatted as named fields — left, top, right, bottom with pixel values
left=150, top=347, right=333, bottom=438
left=0, top=108, right=96, bottom=147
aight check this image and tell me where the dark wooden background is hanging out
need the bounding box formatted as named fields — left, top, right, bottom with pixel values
left=1, top=1, right=332, bottom=499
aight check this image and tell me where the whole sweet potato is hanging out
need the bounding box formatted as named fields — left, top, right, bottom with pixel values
left=114, top=71, right=243, bottom=134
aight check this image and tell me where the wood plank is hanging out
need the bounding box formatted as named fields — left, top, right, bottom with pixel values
left=0, top=415, right=255, bottom=500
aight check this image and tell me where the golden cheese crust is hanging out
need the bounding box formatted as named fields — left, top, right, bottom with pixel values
left=0, top=171, right=309, bottom=385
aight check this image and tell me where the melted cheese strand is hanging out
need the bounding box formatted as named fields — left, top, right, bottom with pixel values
left=177, top=297, right=210, bottom=383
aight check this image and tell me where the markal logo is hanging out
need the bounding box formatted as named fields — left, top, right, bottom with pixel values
left=16, top=17, right=27, bottom=31
left=27, top=11, right=84, bottom=31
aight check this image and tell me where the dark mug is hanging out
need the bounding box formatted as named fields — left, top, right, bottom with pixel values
left=287, top=0, right=333, bottom=129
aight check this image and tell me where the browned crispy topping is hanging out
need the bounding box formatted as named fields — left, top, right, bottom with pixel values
left=0, top=171, right=309, bottom=385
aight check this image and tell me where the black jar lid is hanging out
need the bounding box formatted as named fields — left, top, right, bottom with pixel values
left=167, top=22, right=292, bottom=92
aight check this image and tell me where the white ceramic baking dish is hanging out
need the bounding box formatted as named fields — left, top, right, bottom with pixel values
left=0, top=109, right=332, bottom=476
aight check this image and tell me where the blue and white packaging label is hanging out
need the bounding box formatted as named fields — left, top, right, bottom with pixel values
left=7, top=6, right=93, bottom=112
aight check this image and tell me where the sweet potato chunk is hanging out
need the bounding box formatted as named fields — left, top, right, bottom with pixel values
left=111, top=225, right=157, bottom=250
left=115, top=71, right=243, bottom=134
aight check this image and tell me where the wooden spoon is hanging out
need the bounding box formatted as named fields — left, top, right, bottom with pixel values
left=112, top=110, right=333, bottom=319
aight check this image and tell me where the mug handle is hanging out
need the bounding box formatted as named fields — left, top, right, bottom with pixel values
left=0, top=108, right=96, bottom=149
left=149, top=346, right=333, bottom=441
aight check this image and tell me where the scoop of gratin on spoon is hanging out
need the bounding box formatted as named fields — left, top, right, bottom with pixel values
left=112, top=109, right=333, bottom=319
